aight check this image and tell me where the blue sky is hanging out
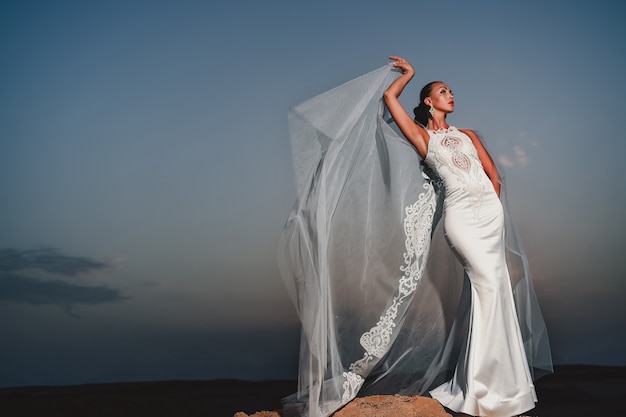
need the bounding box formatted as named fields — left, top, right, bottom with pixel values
left=1, top=0, right=625, bottom=387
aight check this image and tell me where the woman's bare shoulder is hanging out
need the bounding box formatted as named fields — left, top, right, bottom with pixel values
left=458, top=127, right=476, bottom=136
left=458, top=128, right=481, bottom=143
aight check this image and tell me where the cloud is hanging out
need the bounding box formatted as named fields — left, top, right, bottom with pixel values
left=0, top=248, right=126, bottom=316
left=497, top=130, right=536, bottom=168
left=514, top=145, right=529, bottom=167
left=0, top=272, right=126, bottom=314
left=498, top=155, right=514, bottom=167
left=0, top=248, right=109, bottom=276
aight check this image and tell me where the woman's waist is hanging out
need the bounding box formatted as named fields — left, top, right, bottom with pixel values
left=443, top=186, right=501, bottom=208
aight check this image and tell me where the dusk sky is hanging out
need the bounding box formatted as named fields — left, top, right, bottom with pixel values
left=1, top=0, right=625, bottom=388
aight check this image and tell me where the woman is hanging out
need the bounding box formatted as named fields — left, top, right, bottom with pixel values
left=383, top=56, right=544, bottom=416
left=279, top=58, right=552, bottom=417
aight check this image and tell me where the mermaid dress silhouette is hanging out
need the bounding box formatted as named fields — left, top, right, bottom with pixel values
left=426, top=127, right=537, bottom=416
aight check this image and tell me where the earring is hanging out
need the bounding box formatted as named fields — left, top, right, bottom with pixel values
left=429, top=106, right=435, bottom=118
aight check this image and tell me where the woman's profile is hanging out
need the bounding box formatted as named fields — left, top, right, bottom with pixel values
left=278, top=57, right=552, bottom=417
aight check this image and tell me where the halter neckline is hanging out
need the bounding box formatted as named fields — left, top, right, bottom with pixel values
left=428, top=126, right=456, bottom=134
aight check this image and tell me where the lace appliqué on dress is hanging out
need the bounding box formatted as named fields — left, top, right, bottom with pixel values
left=442, top=136, right=470, bottom=172
left=438, top=135, right=485, bottom=218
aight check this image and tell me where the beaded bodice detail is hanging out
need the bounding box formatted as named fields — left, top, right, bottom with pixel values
left=425, top=127, right=492, bottom=218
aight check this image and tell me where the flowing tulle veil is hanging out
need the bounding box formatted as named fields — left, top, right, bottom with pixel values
left=278, top=65, right=552, bottom=417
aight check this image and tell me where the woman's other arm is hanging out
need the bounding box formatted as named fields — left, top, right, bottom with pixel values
left=461, top=129, right=501, bottom=197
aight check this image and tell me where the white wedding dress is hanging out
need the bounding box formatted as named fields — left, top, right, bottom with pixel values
left=279, top=66, right=552, bottom=417
left=425, top=127, right=537, bottom=416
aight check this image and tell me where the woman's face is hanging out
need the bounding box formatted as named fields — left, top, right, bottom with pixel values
left=425, top=82, right=454, bottom=114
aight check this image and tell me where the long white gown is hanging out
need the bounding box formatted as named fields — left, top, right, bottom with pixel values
left=425, top=127, right=537, bottom=416
left=278, top=66, right=552, bottom=417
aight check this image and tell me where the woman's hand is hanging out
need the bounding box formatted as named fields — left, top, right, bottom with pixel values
left=388, top=56, right=415, bottom=76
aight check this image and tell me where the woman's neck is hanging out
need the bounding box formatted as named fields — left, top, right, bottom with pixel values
left=427, top=116, right=449, bottom=131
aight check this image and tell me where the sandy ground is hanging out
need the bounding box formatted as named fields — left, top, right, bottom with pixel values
left=0, top=365, right=624, bottom=417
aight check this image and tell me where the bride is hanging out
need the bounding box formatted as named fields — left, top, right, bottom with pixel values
left=278, top=56, right=552, bottom=417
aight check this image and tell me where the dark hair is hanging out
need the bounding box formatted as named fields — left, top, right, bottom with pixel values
left=413, top=81, right=442, bottom=127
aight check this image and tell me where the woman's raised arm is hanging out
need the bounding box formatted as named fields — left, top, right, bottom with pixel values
left=383, top=56, right=429, bottom=158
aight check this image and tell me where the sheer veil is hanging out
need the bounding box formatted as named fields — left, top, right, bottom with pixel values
left=278, top=65, right=552, bottom=417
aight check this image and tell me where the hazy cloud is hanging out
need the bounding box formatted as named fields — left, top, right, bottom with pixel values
left=0, top=248, right=109, bottom=276
left=497, top=130, right=538, bottom=169
left=517, top=131, right=539, bottom=148
left=498, top=155, right=514, bottom=167
left=0, top=248, right=126, bottom=316
left=514, top=145, right=529, bottom=167
left=0, top=272, right=126, bottom=312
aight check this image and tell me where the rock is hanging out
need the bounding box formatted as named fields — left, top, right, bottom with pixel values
left=333, top=395, right=452, bottom=417
left=233, top=411, right=280, bottom=417
left=234, top=395, right=452, bottom=417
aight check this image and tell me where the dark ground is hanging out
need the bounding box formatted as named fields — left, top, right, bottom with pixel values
left=0, top=365, right=624, bottom=417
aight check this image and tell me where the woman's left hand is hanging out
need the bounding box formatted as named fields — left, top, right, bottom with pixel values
left=388, top=56, right=414, bottom=75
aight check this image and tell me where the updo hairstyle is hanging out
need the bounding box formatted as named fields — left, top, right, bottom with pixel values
left=413, top=81, right=441, bottom=127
